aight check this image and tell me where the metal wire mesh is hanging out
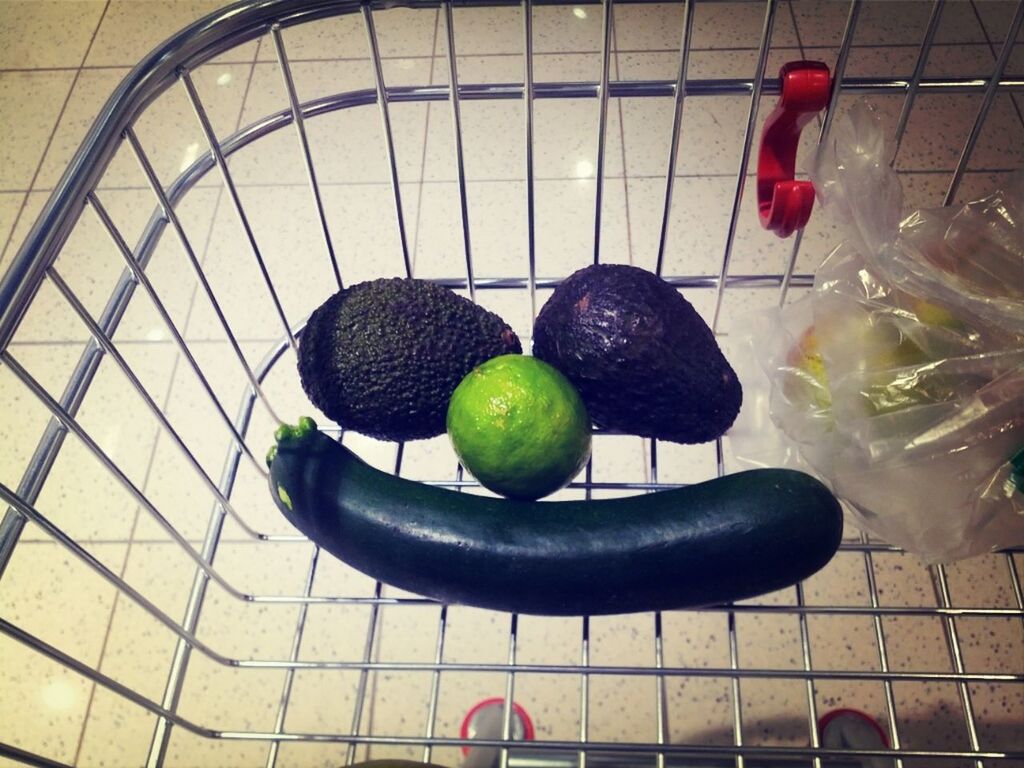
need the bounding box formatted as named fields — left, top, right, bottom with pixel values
left=0, top=0, right=1022, bottom=766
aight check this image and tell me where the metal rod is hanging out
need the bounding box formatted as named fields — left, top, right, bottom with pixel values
left=443, top=2, right=477, bottom=302
left=124, top=127, right=282, bottom=424
left=345, top=442, right=403, bottom=765
left=728, top=611, right=744, bottom=768
left=0, top=742, right=73, bottom=768
left=45, top=267, right=278, bottom=542
left=794, top=582, right=821, bottom=768
left=578, top=613, right=590, bottom=768
left=933, top=564, right=984, bottom=768
left=362, top=4, right=413, bottom=278
left=422, top=461, right=459, bottom=764
left=500, top=612, right=520, bottom=768
left=592, top=0, right=614, bottom=264
left=711, top=0, right=777, bottom=333
left=778, top=0, right=862, bottom=307
left=269, top=24, right=343, bottom=289
left=945, top=0, right=1024, bottom=205
left=579, top=460, right=593, bottom=768
left=892, top=0, right=945, bottom=160
left=179, top=70, right=298, bottom=349
left=523, top=0, right=538, bottom=320
left=655, top=0, right=695, bottom=276
left=1006, top=553, right=1024, bottom=635
left=266, top=546, right=320, bottom=768
left=654, top=612, right=668, bottom=768
left=861, top=534, right=904, bottom=767
left=421, top=600, right=449, bottom=763
left=86, top=192, right=267, bottom=479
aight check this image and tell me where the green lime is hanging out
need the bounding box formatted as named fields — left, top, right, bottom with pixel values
left=447, top=354, right=592, bottom=500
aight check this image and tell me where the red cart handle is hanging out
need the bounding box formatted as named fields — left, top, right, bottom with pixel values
left=757, top=61, right=831, bottom=238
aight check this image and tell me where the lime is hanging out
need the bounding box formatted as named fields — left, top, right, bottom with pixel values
left=447, top=354, right=592, bottom=500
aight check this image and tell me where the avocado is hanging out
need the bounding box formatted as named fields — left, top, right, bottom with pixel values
left=532, top=264, right=742, bottom=444
left=298, top=278, right=521, bottom=441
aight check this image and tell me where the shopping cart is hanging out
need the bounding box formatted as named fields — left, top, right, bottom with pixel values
left=1, top=0, right=1022, bottom=766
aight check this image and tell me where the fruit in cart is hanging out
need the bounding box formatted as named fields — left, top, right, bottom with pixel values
left=446, top=355, right=591, bottom=500
left=532, top=264, right=742, bottom=444
left=298, top=278, right=521, bottom=441
left=266, top=417, right=843, bottom=616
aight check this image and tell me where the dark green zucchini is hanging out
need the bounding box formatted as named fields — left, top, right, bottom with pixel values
left=267, top=418, right=843, bottom=616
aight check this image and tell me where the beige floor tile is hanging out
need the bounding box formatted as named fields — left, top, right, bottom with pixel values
left=615, top=0, right=798, bottom=52
left=0, top=0, right=105, bottom=69
left=228, top=58, right=431, bottom=188
left=75, top=540, right=197, bottom=767
left=0, top=541, right=126, bottom=763
left=182, top=181, right=416, bottom=342
left=84, top=0, right=259, bottom=67
left=0, top=71, right=75, bottom=191
left=36, top=60, right=257, bottom=193
left=8, top=185, right=221, bottom=345
left=790, top=0, right=989, bottom=48
left=5, top=341, right=177, bottom=544
left=258, top=5, right=439, bottom=63
left=442, top=6, right=520, bottom=56
left=413, top=176, right=630, bottom=286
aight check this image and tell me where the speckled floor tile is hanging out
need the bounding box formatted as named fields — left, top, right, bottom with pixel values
left=0, top=541, right=126, bottom=764
left=228, top=58, right=432, bottom=188
left=789, top=0, right=990, bottom=48
left=258, top=5, right=438, bottom=63
left=75, top=541, right=197, bottom=767
left=413, top=176, right=630, bottom=286
left=182, top=181, right=416, bottom=342
left=0, top=71, right=76, bottom=190
left=614, top=0, right=798, bottom=52
left=5, top=341, right=178, bottom=543
left=35, top=59, right=256, bottom=192
left=0, top=0, right=105, bottom=69
left=8, top=186, right=221, bottom=345
left=84, top=0, right=259, bottom=67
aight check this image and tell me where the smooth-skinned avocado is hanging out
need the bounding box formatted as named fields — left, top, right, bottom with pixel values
left=532, top=264, right=742, bottom=444
left=298, top=278, right=521, bottom=441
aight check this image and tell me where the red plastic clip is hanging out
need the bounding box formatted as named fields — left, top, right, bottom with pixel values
left=757, top=61, right=831, bottom=238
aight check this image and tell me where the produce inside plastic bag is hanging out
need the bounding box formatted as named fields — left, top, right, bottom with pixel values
left=732, top=100, right=1024, bottom=563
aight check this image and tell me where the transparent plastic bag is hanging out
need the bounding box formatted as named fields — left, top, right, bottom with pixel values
left=732, top=100, right=1024, bottom=563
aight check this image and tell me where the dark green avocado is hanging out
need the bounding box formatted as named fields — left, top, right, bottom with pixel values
left=298, top=278, right=521, bottom=441
left=533, top=264, right=742, bottom=444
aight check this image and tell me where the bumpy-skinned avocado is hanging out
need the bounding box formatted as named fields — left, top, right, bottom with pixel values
left=298, top=278, right=521, bottom=441
left=533, top=264, right=742, bottom=444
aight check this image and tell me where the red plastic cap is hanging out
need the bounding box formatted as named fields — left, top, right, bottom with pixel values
left=757, top=61, right=831, bottom=238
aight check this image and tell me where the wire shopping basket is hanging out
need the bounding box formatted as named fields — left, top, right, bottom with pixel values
left=1, top=0, right=1022, bottom=766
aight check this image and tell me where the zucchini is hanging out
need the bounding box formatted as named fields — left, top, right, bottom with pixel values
left=267, top=418, right=843, bottom=615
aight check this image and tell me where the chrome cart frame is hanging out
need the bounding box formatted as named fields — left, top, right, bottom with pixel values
left=1, top=0, right=1022, bottom=766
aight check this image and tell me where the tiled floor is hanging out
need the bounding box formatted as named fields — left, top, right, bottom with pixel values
left=1, top=1, right=1023, bottom=766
